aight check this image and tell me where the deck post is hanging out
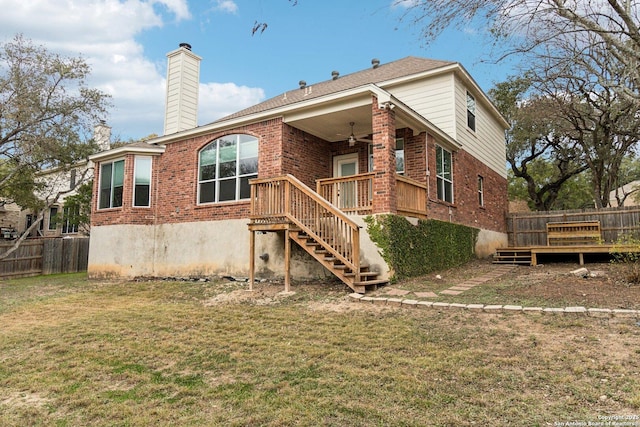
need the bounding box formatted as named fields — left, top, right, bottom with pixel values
left=284, top=228, right=291, bottom=292
left=249, top=229, right=255, bottom=291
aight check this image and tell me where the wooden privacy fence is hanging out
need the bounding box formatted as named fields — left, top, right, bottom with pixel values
left=507, top=207, right=640, bottom=247
left=0, top=237, right=89, bottom=278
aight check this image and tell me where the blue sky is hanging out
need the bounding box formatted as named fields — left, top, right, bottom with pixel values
left=0, top=0, right=516, bottom=141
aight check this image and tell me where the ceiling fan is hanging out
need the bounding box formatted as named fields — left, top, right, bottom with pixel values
left=347, top=122, right=372, bottom=147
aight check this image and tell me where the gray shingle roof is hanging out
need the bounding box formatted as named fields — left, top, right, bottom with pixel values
left=217, top=56, right=455, bottom=121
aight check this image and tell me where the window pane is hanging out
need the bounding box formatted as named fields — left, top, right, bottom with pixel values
left=100, top=163, right=112, bottom=190
left=442, top=150, right=452, bottom=180
left=113, top=185, right=123, bottom=208
left=239, top=175, right=255, bottom=199
left=436, top=146, right=443, bottom=176
left=200, top=144, right=217, bottom=167
left=219, top=160, right=237, bottom=178
left=135, top=157, right=151, bottom=185
left=200, top=164, right=216, bottom=181
left=219, top=179, right=236, bottom=201
left=134, top=185, right=150, bottom=207
left=218, top=137, right=237, bottom=162
left=239, top=137, right=258, bottom=159
left=48, top=207, right=58, bottom=230
left=239, top=158, right=258, bottom=175
left=113, top=160, right=124, bottom=187
left=99, top=189, right=111, bottom=209
left=199, top=181, right=216, bottom=203
left=445, top=181, right=453, bottom=203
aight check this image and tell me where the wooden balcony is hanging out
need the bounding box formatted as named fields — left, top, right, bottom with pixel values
left=316, top=173, right=427, bottom=217
left=316, top=173, right=374, bottom=215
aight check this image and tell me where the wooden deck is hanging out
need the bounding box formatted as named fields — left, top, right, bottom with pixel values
left=494, top=244, right=639, bottom=266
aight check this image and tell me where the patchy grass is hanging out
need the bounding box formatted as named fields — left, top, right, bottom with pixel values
left=1, top=273, right=640, bottom=426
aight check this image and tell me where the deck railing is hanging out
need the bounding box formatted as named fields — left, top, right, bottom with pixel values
left=316, top=173, right=374, bottom=215
left=250, top=175, right=361, bottom=277
left=316, top=173, right=428, bottom=217
left=396, top=175, right=427, bottom=217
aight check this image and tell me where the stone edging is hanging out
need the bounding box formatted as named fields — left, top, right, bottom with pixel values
left=348, top=293, right=640, bottom=319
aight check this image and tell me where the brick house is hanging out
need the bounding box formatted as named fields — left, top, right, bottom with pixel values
left=88, top=44, right=509, bottom=292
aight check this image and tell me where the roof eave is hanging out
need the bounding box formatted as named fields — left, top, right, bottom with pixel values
left=89, top=144, right=166, bottom=162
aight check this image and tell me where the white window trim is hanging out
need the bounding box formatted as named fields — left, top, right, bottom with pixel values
left=98, top=158, right=125, bottom=210
left=478, top=175, right=484, bottom=207
left=133, top=156, right=152, bottom=208
left=197, top=134, right=258, bottom=205
left=466, top=91, right=476, bottom=132
left=436, top=145, right=454, bottom=204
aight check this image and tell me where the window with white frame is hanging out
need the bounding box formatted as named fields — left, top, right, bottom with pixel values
left=62, top=205, right=79, bottom=234
left=48, top=207, right=58, bottom=230
left=133, top=156, right=152, bottom=207
left=198, top=134, right=258, bottom=204
left=478, top=175, right=484, bottom=207
left=467, top=92, right=476, bottom=131
left=367, top=138, right=405, bottom=173
left=99, top=159, right=124, bottom=209
left=436, top=145, right=453, bottom=203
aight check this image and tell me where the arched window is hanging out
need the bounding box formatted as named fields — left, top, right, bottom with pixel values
left=198, top=134, right=258, bottom=204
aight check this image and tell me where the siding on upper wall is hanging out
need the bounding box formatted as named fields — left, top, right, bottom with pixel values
left=387, top=73, right=456, bottom=138
left=164, top=51, right=200, bottom=135
left=453, top=77, right=507, bottom=178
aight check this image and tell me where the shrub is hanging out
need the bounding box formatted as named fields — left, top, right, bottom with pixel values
left=611, top=233, right=640, bottom=284
left=364, top=215, right=478, bottom=281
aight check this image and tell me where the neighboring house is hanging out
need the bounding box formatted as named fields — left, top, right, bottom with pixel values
left=609, top=180, right=640, bottom=207
left=88, top=44, right=509, bottom=290
left=0, top=122, right=112, bottom=239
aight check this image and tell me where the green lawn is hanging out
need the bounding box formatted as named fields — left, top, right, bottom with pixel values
left=1, top=274, right=639, bottom=426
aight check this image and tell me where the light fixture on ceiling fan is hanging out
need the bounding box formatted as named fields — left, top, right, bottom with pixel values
left=347, top=122, right=372, bottom=147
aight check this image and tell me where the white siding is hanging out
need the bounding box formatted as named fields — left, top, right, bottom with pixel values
left=453, top=77, right=507, bottom=178
left=164, top=47, right=201, bottom=135
left=387, top=73, right=456, bottom=138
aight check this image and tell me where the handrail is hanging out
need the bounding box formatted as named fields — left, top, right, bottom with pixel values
left=251, top=175, right=361, bottom=279
left=316, top=173, right=374, bottom=215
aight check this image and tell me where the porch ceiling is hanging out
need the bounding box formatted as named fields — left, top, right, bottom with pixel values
left=283, top=103, right=423, bottom=143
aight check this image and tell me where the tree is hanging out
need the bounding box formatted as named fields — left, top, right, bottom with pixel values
left=61, top=181, right=93, bottom=235
left=0, top=34, right=110, bottom=257
left=398, top=0, right=640, bottom=102
left=489, top=77, right=588, bottom=210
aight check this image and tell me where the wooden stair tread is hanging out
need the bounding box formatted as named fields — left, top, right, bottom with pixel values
left=354, top=279, right=388, bottom=286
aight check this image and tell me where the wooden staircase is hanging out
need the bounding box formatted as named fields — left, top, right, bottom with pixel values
left=289, top=230, right=386, bottom=293
left=493, top=247, right=532, bottom=265
left=249, top=175, right=388, bottom=294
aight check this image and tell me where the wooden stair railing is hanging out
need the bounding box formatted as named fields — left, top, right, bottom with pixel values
left=250, top=175, right=385, bottom=293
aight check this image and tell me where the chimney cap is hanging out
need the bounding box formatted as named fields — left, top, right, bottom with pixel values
left=179, top=42, right=192, bottom=51
left=371, top=58, right=380, bottom=69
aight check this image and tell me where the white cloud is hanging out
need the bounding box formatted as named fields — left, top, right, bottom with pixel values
left=0, top=0, right=264, bottom=139
left=390, top=0, right=419, bottom=9
left=213, top=0, right=238, bottom=14
left=199, top=83, right=265, bottom=124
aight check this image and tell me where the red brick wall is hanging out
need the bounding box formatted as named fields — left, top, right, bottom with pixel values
left=281, top=124, right=331, bottom=188
left=400, top=129, right=427, bottom=184
left=92, top=118, right=335, bottom=226
left=371, top=96, right=397, bottom=214
left=425, top=135, right=507, bottom=232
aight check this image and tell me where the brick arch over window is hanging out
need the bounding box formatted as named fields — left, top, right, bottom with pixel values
left=197, top=134, right=258, bottom=204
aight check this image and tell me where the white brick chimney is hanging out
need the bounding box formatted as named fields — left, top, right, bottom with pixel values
left=94, top=120, right=111, bottom=151
left=163, top=43, right=201, bottom=135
